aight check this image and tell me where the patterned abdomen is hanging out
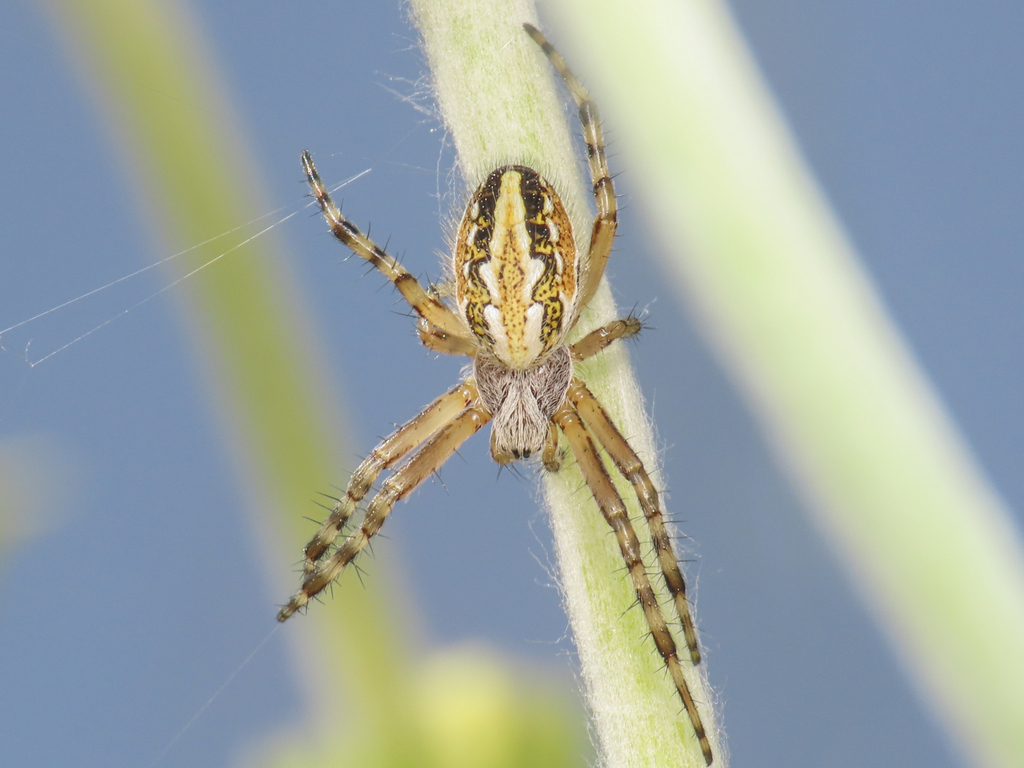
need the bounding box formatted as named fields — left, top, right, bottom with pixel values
left=455, top=166, right=578, bottom=370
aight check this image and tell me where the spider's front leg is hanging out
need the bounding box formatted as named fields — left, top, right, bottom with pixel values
left=567, top=379, right=701, bottom=664
left=553, top=399, right=713, bottom=765
left=278, top=400, right=491, bottom=622
left=298, top=380, right=481, bottom=573
left=533, top=318, right=642, bottom=475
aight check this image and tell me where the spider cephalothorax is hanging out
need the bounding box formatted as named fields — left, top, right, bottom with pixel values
left=278, top=23, right=713, bottom=765
left=475, top=344, right=572, bottom=462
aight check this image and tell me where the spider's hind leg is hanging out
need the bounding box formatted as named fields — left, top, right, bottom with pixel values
left=524, top=24, right=617, bottom=313
left=302, top=150, right=475, bottom=345
left=418, top=322, right=479, bottom=357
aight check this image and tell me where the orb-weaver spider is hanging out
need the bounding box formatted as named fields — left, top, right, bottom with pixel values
left=278, top=23, right=712, bottom=765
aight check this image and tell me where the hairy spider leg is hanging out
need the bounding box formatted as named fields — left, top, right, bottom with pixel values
left=524, top=24, right=617, bottom=314
left=302, top=150, right=475, bottom=342
left=570, top=316, right=643, bottom=361
left=279, top=403, right=491, bottom=621
left=554, top=399, right=713, bottom=765
left=418, top=323, right=480, bottom=357
left=568, top=379, right=701, bottom=665
left=299, top=380, right=481, bottom=573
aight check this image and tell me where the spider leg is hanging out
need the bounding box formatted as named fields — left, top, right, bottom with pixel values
left=524, top=24, right=617, bottom=314
left=541, top=423, right=562, bottom=472
left=279, top=403, right=491, bottom=622
left=571, top=316, right=643, bottom=361
left=417, top=322, right=479, bottom=357
left=567, top=379, right=701, bottom=664
left=301, top=380, right=480, bottom=572
left=302, top=150, right=475, bottom=341
left=553, top=399, right=713, bottom=766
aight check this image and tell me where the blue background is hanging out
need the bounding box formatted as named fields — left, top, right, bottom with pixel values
left=1, top=2, right=1022, bottom=767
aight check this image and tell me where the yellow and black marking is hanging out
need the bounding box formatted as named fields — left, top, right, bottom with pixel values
left=454, top=165, right=578, bottom=370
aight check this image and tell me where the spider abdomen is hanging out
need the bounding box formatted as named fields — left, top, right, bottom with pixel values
left=455, top=165, right=578, bottom=370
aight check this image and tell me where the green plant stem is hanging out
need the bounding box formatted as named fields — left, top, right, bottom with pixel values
left=38, top=0, right=415, bottom=759
left=411, top=1, right=721, bottom=766
left=545, top=1, right=1024, bottom=766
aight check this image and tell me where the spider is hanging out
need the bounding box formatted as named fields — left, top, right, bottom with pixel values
left=278, top=23, right=713, bottom=765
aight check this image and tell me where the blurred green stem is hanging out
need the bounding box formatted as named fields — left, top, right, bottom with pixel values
left=545, top=0, right=1024, bottom=766
left=39, top=0, right=412, bottom=757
